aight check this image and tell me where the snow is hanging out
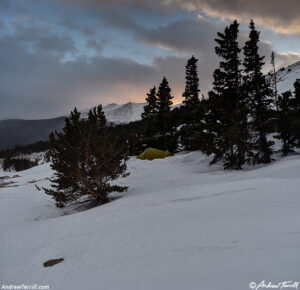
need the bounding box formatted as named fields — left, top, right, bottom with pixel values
left=1, top=151, right=300, bottom=290
left=81, top=102, right=181, bottom=124
left=80, top=102, right=146, bottom=124
left=275, top=61, right=300, bottom=94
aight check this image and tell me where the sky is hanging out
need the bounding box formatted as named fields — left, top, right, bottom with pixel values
left=1, top=0, right=300, bottom=119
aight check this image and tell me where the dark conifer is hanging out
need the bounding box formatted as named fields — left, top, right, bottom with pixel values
left=271, top=51, right=278, bottom=105
left=182, top=56, right=200, bottom=108
left=243, top=20, right=273, bottom=164
left=206, top=20, right=248, bottom=169
left=141, top=87, right=158, bottom=120
left=157, top=77, right=173, bottom=113
left=275, top=91, right=296, bottom=156
left=156, top=77, right=177, bottom=151
left=44, top=106, right=129, bottom=208
left=291, top=79, right=300, bottom=146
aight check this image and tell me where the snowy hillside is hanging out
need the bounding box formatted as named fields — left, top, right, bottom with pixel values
left=82, top=102, right=181, bottom=124
left=275, top=61, right=300, bottom=94
left=81, top=102, right=147, bottom=124
left=1, top=152, right=300, bottom=290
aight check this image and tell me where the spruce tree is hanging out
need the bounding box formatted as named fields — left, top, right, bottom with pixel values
left=243, top=20, right=273, bottom=164
left=141, top=86, right=158, bottom=120
left=180, top=55, right=203, bottom=150
left=44, top=105, right=129, bottom=208
left=182, top=56, right=200, bottom=108
left=271, top=51, right=278, bottom=105
left=156, top=77, right=177, bottom=151
left=206, top=20, right=248, bottom=169
left=294, top=79, right=300, bottom=109
left=291, top=79, right=300, bottom=146
left=157, top=76, right=173, bottom=113
left=275, top=91, right=296, bottom=156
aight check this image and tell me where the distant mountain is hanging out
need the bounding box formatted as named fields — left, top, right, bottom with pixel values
left=1, top=61, right=300, bottom=151
left=82, top=102, right=147, bottom=124
left=0, top=102, right=147, bottom=150
left=0, top=117, right=65, bottom=150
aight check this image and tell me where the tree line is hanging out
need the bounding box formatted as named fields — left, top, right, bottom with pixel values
left=41, top=20, right=300, bottom=208
left=139, top=20, right=300, bottom=169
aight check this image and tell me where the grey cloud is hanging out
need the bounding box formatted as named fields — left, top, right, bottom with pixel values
left=0, top=32, right=158, bottom=119
left=86, top=38, right=104, bottom=52
left=172, top=0, right=300, bottom=34
left=60, top=20, right=96, bottom=36
left=135, top=18, right=223, bottom=53
left=54, top=0, right=300, bottom=34
left=11, top=23, right=77, bottom=55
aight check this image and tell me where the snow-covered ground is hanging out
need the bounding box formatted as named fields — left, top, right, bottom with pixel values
left=276, top=61, right=300, bottom=94
left=1, top=152, right=300, bottom=290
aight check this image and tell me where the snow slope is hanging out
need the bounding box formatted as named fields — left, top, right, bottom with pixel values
left=275, top=61, right=300, bottom=94
left=81, top=102, right=146, bottom=124
left=81, top=102, right=181, bottom=124
left=1, top=152, right=300, bottom=290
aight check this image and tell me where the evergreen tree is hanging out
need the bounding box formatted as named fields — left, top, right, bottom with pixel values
left=243, top=20, right=273, bottom=164
left=271, top=51, right=278, bottom=106
left=206, top=20, right=248, bottom=169
left=157, top=76, right=173, bottom=113
left=156, top=77, right=177, bottom=151
left=141, top=86, right=158, bottom=120
left=182, top=56, right=200, bottom=108
left=275, top=91, right=296, bottom=156
left=180, top=55, right=203, bottom=150
left=294, top=79, right=300, bottom=109
left=291, top=79, right=300, bottom=146
left=44, top=106, right=129, bottom=208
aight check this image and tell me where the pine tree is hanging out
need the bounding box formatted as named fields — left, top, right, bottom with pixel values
left=156, top=77, right=177, bottom=151
left=44, top=106, right=129, bottom=208
left=291, top=79, right=300, bottom=146
left=157, top=76, right=173, bottom=113
left=294, top=79, right=300, bottom=109
left=206, top=20, right=248, bottom=169
left=180, top=55, right=203, bottom=150
left=141, top=86, right=158, bottom=120
left=243, top=20, right=273, bottom=165
left=271, top=51, right=278, bottom=106
left=182, top=56, right=200, bottom=108
left=275, top=91, right=296, bottom=156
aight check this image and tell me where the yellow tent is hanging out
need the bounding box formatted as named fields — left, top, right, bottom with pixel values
left=137, top=148, right=174, bottom=160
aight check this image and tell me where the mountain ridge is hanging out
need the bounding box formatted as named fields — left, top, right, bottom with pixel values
left=1, top=60, right=300, bottom=150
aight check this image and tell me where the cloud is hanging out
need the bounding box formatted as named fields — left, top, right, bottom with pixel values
left=0, top=29, right=186, bottom=119
left=1, top=0, right=300, bottom=120
left=171, top=0, right=300, bottom=34
left=54, top=0, right=300, bottom=34
left=135, top=18, right=223, bottom=54
left=11, top=21, right=77, bottom=55
left=60, top=20, right=96, bottom=36
left=86, top=38, right=104, bottom=52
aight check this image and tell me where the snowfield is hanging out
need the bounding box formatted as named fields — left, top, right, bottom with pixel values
left=1, top=152, right=300, bottom=290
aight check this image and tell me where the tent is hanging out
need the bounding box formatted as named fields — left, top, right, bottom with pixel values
left=137, top=148, right=174, bottom=160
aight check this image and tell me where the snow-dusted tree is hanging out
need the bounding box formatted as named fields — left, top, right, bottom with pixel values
left=243, top=20, right=273, bottom=164
left=44, top=105, right=129, bottom=207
